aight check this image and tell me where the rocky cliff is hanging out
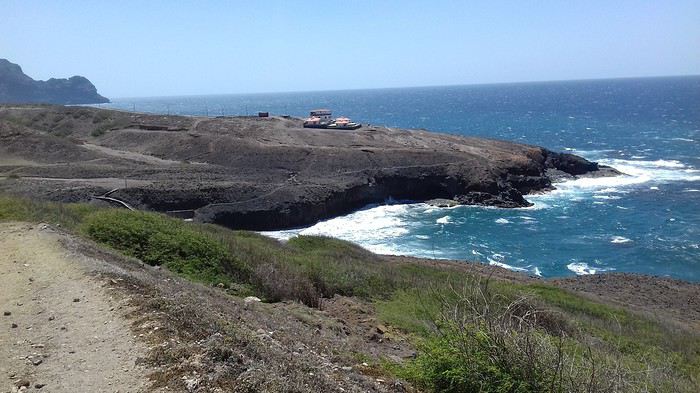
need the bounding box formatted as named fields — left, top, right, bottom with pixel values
left=0, top=59, right=109, bottom=105
left=0, top=105, right=618, bottom=230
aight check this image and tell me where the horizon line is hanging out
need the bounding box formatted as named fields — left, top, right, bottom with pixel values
left=108, top=73, right=700, bottom=101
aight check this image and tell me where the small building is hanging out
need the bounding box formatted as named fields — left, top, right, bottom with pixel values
left=309, top=109, right=332, bottom=121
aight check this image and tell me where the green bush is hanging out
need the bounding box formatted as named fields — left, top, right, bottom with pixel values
left=82, top=210, right=249, bottom=286
left=397, top=326, right=561, bottom=393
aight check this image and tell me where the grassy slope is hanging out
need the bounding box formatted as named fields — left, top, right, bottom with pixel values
left=1, top=194, right=698, bottom=392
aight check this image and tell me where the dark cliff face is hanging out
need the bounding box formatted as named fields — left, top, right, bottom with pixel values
left=188, top=148, right=611, bottom=231
left=0, top=59, right=109, bottom=105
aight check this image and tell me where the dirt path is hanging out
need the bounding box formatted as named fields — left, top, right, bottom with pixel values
left=0, top=222, right=147, bottom=393
left=81, top=143, right=183, bottom=166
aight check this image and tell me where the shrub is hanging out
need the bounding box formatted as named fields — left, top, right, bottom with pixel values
left=387, top=278, right=699, bottom=393
left=82, top=210, right=249, bottom=286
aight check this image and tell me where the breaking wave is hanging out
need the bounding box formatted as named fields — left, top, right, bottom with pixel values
left=528, top=157, right=700, bottom=206
left=610, top=236, right=632, bottom=244
left=567, top=262, right=615, bottom=275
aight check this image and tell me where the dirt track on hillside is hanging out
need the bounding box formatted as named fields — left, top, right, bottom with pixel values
left=0, top=220, right=698, bottom=392
left=0, top=222, right=147, bottom=393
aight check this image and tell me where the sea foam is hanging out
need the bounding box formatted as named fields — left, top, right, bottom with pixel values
left=610, top=236, right=632, bottom=244
left=567, top=262, right=614, bottom=275
left=529, top=157, right=700, bottom=206
left=436, top=215, right=452, bottom=224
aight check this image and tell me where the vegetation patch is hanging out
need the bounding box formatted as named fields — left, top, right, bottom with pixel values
left=1, top=194, right=698, bottom=392
left=82, top=209, right=249, bottom=287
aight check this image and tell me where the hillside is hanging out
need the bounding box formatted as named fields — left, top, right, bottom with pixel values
left=0, top=198, right=698, bottom=392
left=0, top=59, right=109, bottom=105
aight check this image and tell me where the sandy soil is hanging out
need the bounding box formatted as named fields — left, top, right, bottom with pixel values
left=0, top=222, right=148, bottom=393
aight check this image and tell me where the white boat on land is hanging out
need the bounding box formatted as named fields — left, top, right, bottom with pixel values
left=326, top=116, right=361, bottom=130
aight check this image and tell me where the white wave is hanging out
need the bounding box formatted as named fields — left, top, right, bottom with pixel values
left=436, top=215, right=452, bottom=224
left=533, top=267, right=542, bottom=277
left=610, top=236, right=632, bottom=244
left=486, top=253, right=532, bottom=274
left=595, top=187, right=621, bottom=193
left=415, top=235, right=430, bottom=240
left=604, top=158, right=687, bottom=169
left=650, top=186, right=659, bottom=190
left=495, top=218, right=511, bottom=224
left=567, top=262, right=615, bottom=275
left=262, top=203, right=413, bottom=245
left=520, top=216, right=536, bottom=220
left=488, top=260, right=528, bottom=272
left=684, top=189, right=700, bottom=192
left=671, top=138, right=695, bottom=142
left=593, top=195, right=621, bottom=200
left=532, top=158, right=700, bottom=203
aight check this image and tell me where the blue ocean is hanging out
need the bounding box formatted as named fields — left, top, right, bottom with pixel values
left=101, top=76, right=700, bottom=281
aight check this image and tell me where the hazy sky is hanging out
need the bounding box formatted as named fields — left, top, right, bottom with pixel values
left=2, top=1, right=699, bottom=98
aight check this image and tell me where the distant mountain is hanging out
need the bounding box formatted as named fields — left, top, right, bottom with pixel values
left=0, top=59, right=109, bottom=105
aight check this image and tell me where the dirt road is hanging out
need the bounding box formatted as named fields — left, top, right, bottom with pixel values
left=0, top=222, right=147, bottom=393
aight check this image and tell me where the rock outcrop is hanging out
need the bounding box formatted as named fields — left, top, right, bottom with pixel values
left=0, top=105, right=619, bottom=230
left=0, top=59, right=109, bottom=105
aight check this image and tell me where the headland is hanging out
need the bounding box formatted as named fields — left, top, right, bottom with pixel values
left=0, top=104, right=617, bottom=230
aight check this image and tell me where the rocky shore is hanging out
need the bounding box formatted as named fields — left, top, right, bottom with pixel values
left=0, top=105, right=618, bottom=230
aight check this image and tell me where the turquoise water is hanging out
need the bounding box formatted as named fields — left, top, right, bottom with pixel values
left=102, top=76, right=700, bottom=280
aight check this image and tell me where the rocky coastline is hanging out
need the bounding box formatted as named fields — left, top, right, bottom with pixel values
left=1, top=105, right=618, bottom=230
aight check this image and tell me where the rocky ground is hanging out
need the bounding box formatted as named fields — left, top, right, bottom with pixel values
left=0, top=223, right=147, bottom=393
left=0, top=105, right=616, bottom=230
left=0, top=222, right=424, bottom=392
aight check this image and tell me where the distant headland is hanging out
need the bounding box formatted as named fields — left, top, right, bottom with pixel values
left=0, top=59, right=109, bottom=105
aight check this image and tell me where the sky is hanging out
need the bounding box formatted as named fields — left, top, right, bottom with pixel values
left=2, top=1, right=699, bottom=98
